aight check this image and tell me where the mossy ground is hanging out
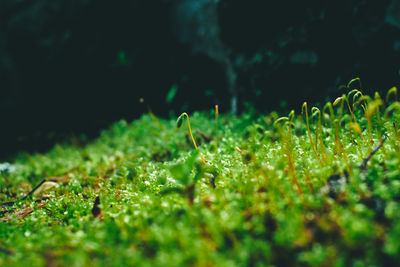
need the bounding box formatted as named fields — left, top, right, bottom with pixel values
left=1, top=87, right=400, bottom=266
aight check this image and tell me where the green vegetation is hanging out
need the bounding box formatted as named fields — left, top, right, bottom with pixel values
left=1, top=84, right=400, bottom=266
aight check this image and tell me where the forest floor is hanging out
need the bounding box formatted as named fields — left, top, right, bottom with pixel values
left=1, top=84, right=400, bottom=266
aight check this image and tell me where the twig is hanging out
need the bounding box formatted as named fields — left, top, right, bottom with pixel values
left=1, top=176, right=69, bottom=207
left=360, top=136, right=388, bottom=173
left=19, top=180, right=47, bottom=201
left=1, top=203, right=46, bottom=222
left=0, top=180, right=46, bottom=207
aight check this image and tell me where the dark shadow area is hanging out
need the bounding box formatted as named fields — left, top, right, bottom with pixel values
left=1, top=0, right=400, bottom=159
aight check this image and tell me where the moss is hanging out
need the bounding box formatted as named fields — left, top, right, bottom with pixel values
left=0, top=85, right=400, bottom=266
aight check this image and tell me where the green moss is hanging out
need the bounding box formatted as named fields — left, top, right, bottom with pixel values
left=1, top=85, right=400, bottom=266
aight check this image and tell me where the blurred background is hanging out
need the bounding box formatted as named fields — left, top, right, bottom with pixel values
left=1, top=0, right=400, bottom=158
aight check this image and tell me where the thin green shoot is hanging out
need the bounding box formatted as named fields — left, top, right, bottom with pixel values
left=177, top=112, right=207, bottom=164
left=302, top=102, right=323, bottom=166
left=311, top=107, right=329, bottom=164
left=274, top=114, right=303, bottom=197
left=346, top=77, right=362, bottom=91
left=215, top=105, right=219, bottom=132
left=386, top=87, right=397, bottom=103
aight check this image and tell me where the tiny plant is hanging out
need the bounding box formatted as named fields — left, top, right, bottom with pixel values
left=177, top=112, right=207, bottom=164
left=334, top=94, right=368, bottom=148
left=274, top=111, right=303, bottom=197
left=311, top=106, right=329, bottom=163
left=302, top=102, right=323, bottom=166
left=215, top=104, right=219, bottom=131
left=385, top=101, right=400, bottom=141
left=346, top=77, right=362, bottom=90
left=386, top=86, right=397, bottom=103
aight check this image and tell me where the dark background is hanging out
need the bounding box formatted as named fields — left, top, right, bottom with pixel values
left=1, top=0, right=400, bottom=159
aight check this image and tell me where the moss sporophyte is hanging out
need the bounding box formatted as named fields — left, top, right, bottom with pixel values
left=2, top=79, right=400, bottom=266
left=176, top=112, right=207, bottom=164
